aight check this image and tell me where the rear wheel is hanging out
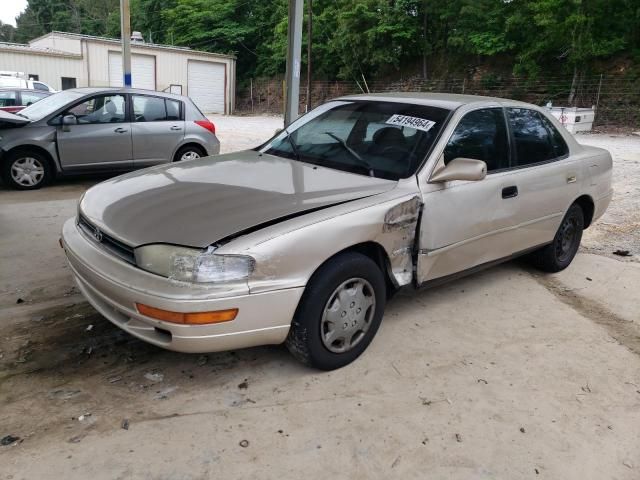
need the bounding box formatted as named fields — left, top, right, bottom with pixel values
left=173, top=145, right=205, bottom=162
left=286, top=252, right=386, bottom=370
left=530, top=203, right=584, bottom=272
left=2, top=149, right=52, bottom=190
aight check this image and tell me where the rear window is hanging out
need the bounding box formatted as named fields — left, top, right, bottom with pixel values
left=133, top=95, right=182, bottom=122
left=507, top=108, right=556, bottom=166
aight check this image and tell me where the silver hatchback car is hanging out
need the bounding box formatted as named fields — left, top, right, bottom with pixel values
left=61, top=93, right=612, bottom=370
left=0, top=87, right=220, bottom=189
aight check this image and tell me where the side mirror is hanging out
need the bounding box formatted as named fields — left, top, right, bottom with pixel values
left=430, top=158, right=487, bottom=183
left=62, top=114, right=77, bottom=132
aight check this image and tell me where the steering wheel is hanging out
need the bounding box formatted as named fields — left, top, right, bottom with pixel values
left=380, top=145, right=411, bottom=157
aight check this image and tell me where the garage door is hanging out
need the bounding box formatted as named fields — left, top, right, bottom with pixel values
left=108, top=52, right=156, bottom=90
left=188, top=60, right=225, bottom=114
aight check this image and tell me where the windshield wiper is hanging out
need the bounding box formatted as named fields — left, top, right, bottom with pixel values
left=15, top=112, right=28, bottom=119
left=324, top=132, right=374, bottom=177
left=283, top=128, right=301, bottom=161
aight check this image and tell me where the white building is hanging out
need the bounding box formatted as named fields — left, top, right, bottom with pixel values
left=0, top=31, right=236, bottom=114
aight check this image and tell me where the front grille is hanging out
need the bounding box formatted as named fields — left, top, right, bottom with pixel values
left=78, top=214, right=136, bottom=265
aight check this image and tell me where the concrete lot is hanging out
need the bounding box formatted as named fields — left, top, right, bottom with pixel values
left=0, top=118, right=639, bottom=479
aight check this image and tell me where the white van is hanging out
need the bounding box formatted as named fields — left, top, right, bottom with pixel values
left=0, top=76, right=57, bottom=93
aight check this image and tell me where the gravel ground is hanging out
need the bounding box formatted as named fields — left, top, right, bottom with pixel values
left=0, top=116, right=638, bottom=479
left=576, top=133, right=640, bottom=261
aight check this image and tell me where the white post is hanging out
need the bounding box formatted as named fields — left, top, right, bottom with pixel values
left=284, top=0, right=304, bottom=126
left=120, top=0, right=132, bottom=87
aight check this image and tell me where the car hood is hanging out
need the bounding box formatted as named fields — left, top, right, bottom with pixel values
left=80, top=150, right=397, bottom=248
left=0, top=109, right=30, bottom=126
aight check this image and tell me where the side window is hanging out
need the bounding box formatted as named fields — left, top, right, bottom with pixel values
left=66, top=94, right=126, bottom=124
left=165, top=99, right=181, bottom=120
left=443, top=108, right=510, bottom=172
left=540, top=114, right=569, bottom=158
left=0, top=90, right=17, bottom=107
left=132, top=96, right=168, bottom=122
left=507, top=108, right=556, bottom=166
left=21, top=91, right=48, bottom=106
left=33, top=82, right=49, bottom=91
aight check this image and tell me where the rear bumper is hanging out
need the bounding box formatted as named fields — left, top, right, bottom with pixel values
left=593, top=189, right=613, bottom=223
left=61, top=218, right=303, bottom=353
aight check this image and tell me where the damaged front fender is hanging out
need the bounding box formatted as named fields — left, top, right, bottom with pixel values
left=381, top=196, right=422, bottom=286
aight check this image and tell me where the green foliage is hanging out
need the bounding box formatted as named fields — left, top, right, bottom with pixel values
left=9, top=0, right=640, bottom=81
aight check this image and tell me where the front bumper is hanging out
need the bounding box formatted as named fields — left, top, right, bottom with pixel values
left=61, top=218, right=303, bottom=353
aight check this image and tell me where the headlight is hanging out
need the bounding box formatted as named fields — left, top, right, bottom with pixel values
left=134, top=244, right=254, bottom=283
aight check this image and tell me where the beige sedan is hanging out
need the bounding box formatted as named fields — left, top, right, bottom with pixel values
left=61, top=93, right=613, bottom=370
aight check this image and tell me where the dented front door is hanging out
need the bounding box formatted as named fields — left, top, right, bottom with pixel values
left=416, top=170, right=521, bottom=283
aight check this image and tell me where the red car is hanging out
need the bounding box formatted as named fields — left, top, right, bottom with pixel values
left=0, top=88, right=52, bottom=113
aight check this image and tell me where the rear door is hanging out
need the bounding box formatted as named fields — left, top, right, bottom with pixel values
left=56, top=93, right=133, bottom=169
left=130, top=94, right=184, bottom=166
left=505, top=107, right=579, bottom=249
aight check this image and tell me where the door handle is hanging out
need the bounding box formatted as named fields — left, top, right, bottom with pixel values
left=502, top=186, right=518, bottom=199
left=170, top=126, right=182, bottom=131
left=567, top=175, right=577, bottom=184
left=114, top=127, right=128, bottom=133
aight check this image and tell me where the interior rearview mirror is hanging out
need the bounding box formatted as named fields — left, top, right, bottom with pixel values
left=430, top=158, right=487, bottom=183
left=62, top=114, right=77, bottom=132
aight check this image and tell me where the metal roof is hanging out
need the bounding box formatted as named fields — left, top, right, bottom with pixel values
left=0, top=41, right=81, bottom=58
left=28, top=31, right=236, bottom=60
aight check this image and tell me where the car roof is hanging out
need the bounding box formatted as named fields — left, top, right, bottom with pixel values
left=64, top=87, right=189, bottom=101
left=337, top=92, right=532, bottom=110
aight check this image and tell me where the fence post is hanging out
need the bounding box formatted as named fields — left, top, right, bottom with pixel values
left=462, top=78, right=466, bottom=94
left=594, top=74, right=603, bottom=125
left=250, top=78, right=254, bottom=113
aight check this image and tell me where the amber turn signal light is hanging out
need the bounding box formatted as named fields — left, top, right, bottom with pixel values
left=136, top=303, right=238, bottom=325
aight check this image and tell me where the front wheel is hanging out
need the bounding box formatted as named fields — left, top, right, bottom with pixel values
left=286, top=252, right=386, bottom=370
left=530, top=203, right=584, bottom=272
left=2, top=149, right=52, bottom=190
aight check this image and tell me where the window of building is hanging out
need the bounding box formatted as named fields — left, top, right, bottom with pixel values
left=61, top=77, right=77, bottom=90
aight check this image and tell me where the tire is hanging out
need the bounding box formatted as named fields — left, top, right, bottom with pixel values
left=530, top=203, right=584, bottom=273
left=2, top=149, right=52, bottom=190
left=286, top=252, right=386, bottom=370
left=173, top=145, right=206, bottom=162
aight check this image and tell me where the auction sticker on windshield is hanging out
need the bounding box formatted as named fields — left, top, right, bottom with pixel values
left=385, top=114, right=436, bottom=132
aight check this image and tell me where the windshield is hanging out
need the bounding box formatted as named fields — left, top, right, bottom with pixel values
left=260, top=100, right=451, bottom=180
left=19, top=90, right=86, bottom=121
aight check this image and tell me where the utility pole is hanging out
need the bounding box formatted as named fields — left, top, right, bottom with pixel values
left=284, top=0, right=303, bottom=126
left=306, top=0, right=313, bottom=112
left=120, top=0, right=132, bottom=87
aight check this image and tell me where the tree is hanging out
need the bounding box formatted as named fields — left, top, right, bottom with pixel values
left=0, top=21, right=17, bottom=43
